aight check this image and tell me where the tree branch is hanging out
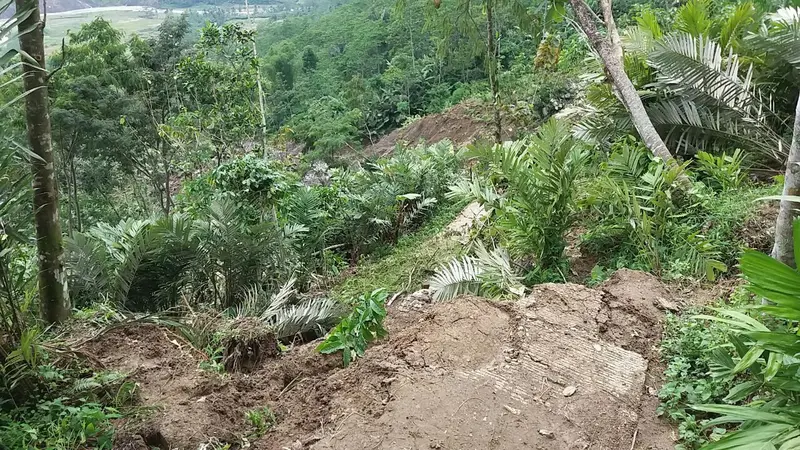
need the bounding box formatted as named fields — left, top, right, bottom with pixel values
left=45, top=38, right=66, bottom=83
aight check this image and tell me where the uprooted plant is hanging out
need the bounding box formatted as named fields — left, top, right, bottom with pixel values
left=317, top=289, right=388, bottom=367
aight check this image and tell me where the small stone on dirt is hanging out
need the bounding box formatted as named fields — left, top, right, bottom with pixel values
left=503, top=404, right=520, bottom=415
left=654, top=297, right=679, bottom=312
left=562, top=386, right=577, bottom=397
left=539, top=429, right=555, bottom=439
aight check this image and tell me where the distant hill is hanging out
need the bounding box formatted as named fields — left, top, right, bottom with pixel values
left=11, top=0, right=292, bottom=15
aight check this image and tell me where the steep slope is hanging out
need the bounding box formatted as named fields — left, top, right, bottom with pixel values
left=363, top=102, right=519, bottom=157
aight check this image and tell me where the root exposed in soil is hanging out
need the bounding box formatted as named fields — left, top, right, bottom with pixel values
left=87, top=270, right=679, bottom=450
left=221, top=318, right=279, bottom=373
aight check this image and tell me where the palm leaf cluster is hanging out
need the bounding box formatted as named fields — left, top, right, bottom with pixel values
left=321, top=140, right=461, bottom=262
left=578, top=1, right=800, bottom=165
left=428, top=243, right=525, bottom=301
left=432, top=119, right=587, bottom=299
left=63, top=197, right=340, bottom=339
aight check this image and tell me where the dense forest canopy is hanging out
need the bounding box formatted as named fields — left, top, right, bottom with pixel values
left=5, top=0, right=800, bottom=447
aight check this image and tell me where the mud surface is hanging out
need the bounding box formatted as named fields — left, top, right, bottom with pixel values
left=364, top=103, right=517, bottom=157
left=87, top=270, right=678, bottom=450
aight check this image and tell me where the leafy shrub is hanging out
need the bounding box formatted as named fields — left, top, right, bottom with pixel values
left=0, top=400, right=119, bottom=450
left=177, top=154, right=297, bottom=219
left=658, top=309, right=734, bottom=449
left=689, top=223, right=800, bottom=448
left=694, top=150, right=748, bottom=192
left=1, top=332, right=133, bottom=450
left=580, top=138, right=727, bottom=281
left=317, top=289, right=388, bottom=367
left=502, top=71, right=574, bottom=128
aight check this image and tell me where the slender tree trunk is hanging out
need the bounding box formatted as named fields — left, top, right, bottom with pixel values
left=16, top=0, right=70, bottom=323
left=70, top=157, right=81, bottom=232
left=569, top=0, right=675, bottom=166
left=244, top=0, right=269, bottom=157
left=62, top=159, right=73, bottom=236
left=486, top=0, right=501, bottom=144
left=771, top=93, right=800, bottom=268
left=163, top=148, right=171, bottom=215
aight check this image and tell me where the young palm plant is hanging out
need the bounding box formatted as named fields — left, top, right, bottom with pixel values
left=431, top=119, right=587, bottom=300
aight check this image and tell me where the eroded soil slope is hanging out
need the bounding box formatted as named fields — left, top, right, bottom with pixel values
left=90, top=270, right=678, bottom=450
left=363, top=102, right=517, bottom=157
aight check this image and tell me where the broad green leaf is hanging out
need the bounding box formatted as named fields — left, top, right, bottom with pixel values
left=693, top=405, right=795, bottom=425
left=724, top=381, right=762, bottom=403
left=745, top=332, right=800, bottom=356
left=765, top=352, right=783, bottom=382
left=754, top=305, right=800, bottom=321
left=733, top=346, right=764, bottom=374
left=740, top=251, right=800, bottom=297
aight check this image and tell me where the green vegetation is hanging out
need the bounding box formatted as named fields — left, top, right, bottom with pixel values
left=245, top=405, right=277, bottom=437
left=4, top=0, right=800, bottom=447
left=657, top=227, right=800, bottom=449
left=317, top=289, right=388, bottom=367
left=42, top=9, right=169, bottom=53
left=330, top=201, right=463, bottom=299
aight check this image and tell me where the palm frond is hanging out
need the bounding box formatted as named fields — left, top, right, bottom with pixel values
left=718, top=1, right=758, bottom=52
left=64, top=232, right=110, bottom=301
left=647, top=98, right=787, bottom=161
left=747, top=17, right=800, bottom=70
left=429, top=256, right=482, bottom=302
left=429, top=243, right=525, bottom=302
left=270, top=297, right=343, bottom=339
left=473, top=243, right=525, bottom=298
left=649, top=32, right=770, bottom=119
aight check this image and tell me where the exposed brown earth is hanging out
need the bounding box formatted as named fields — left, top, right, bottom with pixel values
left=92, top=269, right=680, bottom=450
left=362, top=102, right=518, bottom=158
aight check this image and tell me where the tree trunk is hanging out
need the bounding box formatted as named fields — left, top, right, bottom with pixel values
left=163, top=149, right=171, bottom=215
left=568, top=0, right=675, bottom=166
left=16, top=0, right=70, bottom=324
left=771, top=93, right=800, bottom=268
left=486, top=0, right=502, bottom=144
left=70, top=157, right=81, bottom=232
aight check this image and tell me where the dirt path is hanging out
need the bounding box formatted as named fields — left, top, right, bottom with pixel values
left=92, top=269, right=678, bottom=450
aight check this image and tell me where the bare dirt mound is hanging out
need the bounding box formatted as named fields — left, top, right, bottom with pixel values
left=86, top=270, right=678, bottom=450
left=364, top=102, right=516, bottom=157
